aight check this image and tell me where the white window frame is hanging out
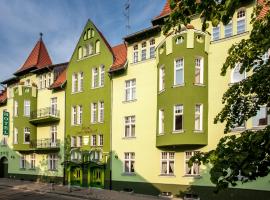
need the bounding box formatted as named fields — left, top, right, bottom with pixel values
left=185, top=151, right=200, bottom=176
left=224, top=21, right=233, bottom=38
left=78, top=72, right=83, bottom=92
left=71, top=136, right=76, bottom=147
left=91, top=103, right=97, bottom=123
left=124, top=152, right=135, bottom=173
left=48, top=154, right=58, bottom=171
left=252, top=106, right=269, bottom=127
left=212, top=25, right=220, bottom=41
left=159, top=109, right=165, bottom=135
left=174, top=58, right=184, bottom=85
left=24, top=100, right=30, bottom=117
left=194, top=104, right=203, bottom=131
left=92, top=67, right=98, bottom=88
left=133, top=45, right=138, bottom=63
left=98, top=101, right=104, bottom=123
left=125, top=79, right=136, bottom=101
left=30, top=154, right=36, bottom=169
left=124, top=116, right=135, bottom=137
left=24, top=127, right=30, bottom=144
left=161, top=152, right=175, bottom=175
left=99, top=65, right=105, bottom=87
left=237, top=8, right=246, bottom=34
left=51, top=125, right=57, bottom=145
left=159, top=66, right=165, bottom=91
left=77, top=136, right=82, bottom=147
left=72, top=73, right=78, bottom=93
left=14, top=100, right=18, bottom=117
left=77, top=105, right=82, bottom=125
left=174, top=105, right=184, bottom=132
left=13, top=127, right=18, bottom=144
left=91, top=135, right=97, bottom=146
left=231, top=63, right=246, bottom=83
left=141, top=41, right=147, bottom=61
left=195, top=57, right=204, bottom=84
left=20, top=155, right=26, bottom=169
left=71, top=106, right=77, bottom=125
left=51, top=97, right=57, bottom=116
left=98, top=134, right=103, bottom=146
left=149, top=39, right=155, bottom=58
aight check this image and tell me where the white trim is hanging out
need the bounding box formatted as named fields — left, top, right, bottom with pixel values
left=174, top=58, right=184, bottom=86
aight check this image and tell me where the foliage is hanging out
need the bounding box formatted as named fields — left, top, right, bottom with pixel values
left=163, top=0, right=270, bottom=191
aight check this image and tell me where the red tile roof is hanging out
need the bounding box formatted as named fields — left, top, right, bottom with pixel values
left=0, top=89, right=7, bottom=104
left=15, top=37, right=52, bottom=75
left=258, top=0, right=269, bottom=18
left=50, top=68, right=67, bottom=89
left=155, top=0, right=171, bottom=19
left=110, top=44, right=127, bottom=72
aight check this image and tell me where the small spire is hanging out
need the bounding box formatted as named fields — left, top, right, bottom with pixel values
left=39, top=32, right=43, bottom=40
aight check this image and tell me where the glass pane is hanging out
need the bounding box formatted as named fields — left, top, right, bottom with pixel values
left=175, top=115, right=183, bottom=130
left=169, top=161, right=174, bottom=174
left=252, top=107, right=267, bottom=126
left=175, top=69, right=183, bottom=85
left=161, top=162, right=167, bottom=174
left=125, top=161, right=129, bottom=172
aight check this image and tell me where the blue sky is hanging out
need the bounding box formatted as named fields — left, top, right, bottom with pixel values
left=0, top=0, right=165, bottom=82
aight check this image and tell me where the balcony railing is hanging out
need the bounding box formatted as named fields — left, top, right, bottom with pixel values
left=30, top=107, right=60, bottom=124
left=31, top=139, right=60, bottom=150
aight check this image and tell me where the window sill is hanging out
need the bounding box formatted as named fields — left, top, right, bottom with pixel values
left=77, top=52, right=101, bottom=61
left=231, top=127, right=246, bottom=132
left=157, top=133, right=165, bottom=136
left=251, top=126, right=267, bottom=130
left=71, top=91, right=83, bottom=94
left=159, top=174, right=175, bottom=177
left=121, top=172, right=136, bottom=176
left=193, top=130, right=204, bottom=133
left=91, top=85, right=104, bottom=90
left=193, top=83, right=205, bottom=87
left=211, top=31, right=249, bottom=43
left=158, top=89, right=165, bottom=94
left=183, top=175, right=201, bottom=179
left=172, top=84, right=185, bottom=88
left=122, top=136, right=136, bottom=140
left=48, top=169, right=58, bottom=172
left=122, top=99, right=137, bottom=104
left=23, top=142, right=30, bottom=144
left=172, top=130, right=185, bottom=134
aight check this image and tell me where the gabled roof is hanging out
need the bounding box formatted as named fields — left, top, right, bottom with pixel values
left=110, top=44, right=127, bottom=72
left=0, top=89, right=7, bottom=105
left=155, top=0, right=171, bottom=20
left=15, top=35, right=52, bottom=75
left=50, top=68, right=67, bottom=90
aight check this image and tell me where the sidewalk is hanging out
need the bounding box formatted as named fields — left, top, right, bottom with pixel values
left=0, top=178, right=177, bottom=200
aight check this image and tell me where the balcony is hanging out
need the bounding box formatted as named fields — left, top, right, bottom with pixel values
left=29, top=107, right=60, bottom=124
left=31, top=139, right=60, bottom=151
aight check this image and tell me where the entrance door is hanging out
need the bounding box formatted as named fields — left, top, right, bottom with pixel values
left=0, top=157, right=8, bottom=178
left=91, top=168, right=103, bottom=188
left=71, top=167, right=81, bottom=186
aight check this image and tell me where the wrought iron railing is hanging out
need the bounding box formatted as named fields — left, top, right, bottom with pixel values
left=31, top=139, right=60, bottom=149
left=30, top=107, right=60, bottom=120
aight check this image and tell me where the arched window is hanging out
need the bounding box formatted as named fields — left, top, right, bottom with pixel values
left=95, top=40, right=100, bottom=53
left=87, top=28, right=91, bottom=39
left=231, top=63, right=245, bottom=83
left=91, top=29, right=95, bottom=37
left=78, top=47, right=82, bottom=59
left=83, top=46, right=87, bottom=57
left=88, top=43, right=93, bottom=55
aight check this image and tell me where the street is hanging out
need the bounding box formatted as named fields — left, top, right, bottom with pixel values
left=0, top=185, right=90, bottom=200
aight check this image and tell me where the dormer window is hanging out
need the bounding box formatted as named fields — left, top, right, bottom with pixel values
left=175, top=36, right=184, bottom=44
left=237, top=9, right=246, bottom=34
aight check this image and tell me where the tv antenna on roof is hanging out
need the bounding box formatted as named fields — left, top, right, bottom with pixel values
left=124, top=0, right=131, bottom=35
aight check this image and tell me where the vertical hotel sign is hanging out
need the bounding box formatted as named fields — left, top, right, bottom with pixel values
left=3, top=111, right=9, bottom=135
